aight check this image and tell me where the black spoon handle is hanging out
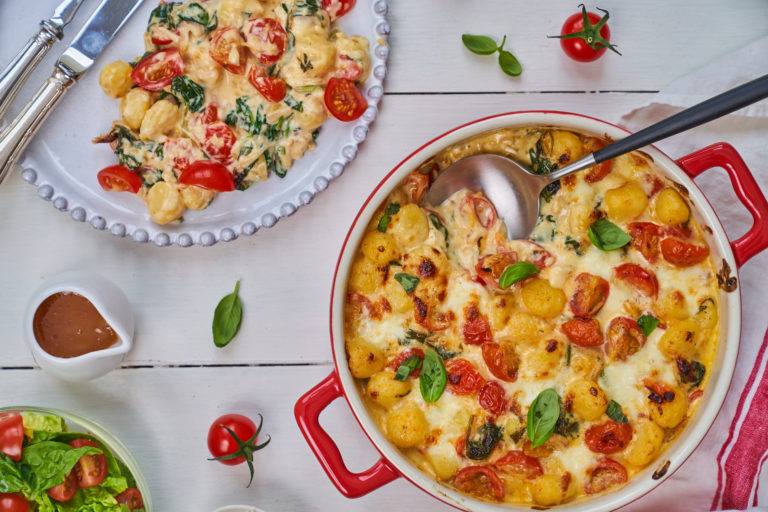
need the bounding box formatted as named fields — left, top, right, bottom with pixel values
left=593, top=73, right=768, bottom=164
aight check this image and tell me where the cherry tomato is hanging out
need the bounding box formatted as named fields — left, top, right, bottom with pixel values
left=628, top=222, right=663, bottom=263
left=481, top=342, right=519, bottom=382
left=149, top=25, right=178, bottom=46
left=97, top=165, right=142, bottom=193
left=201, top=104, right=219, bottom=124
left=462, top=303, right=493, bottom=345
left=660, top=237, right=710, bottom=267
left=643, top=378, right=676, bottom=405
left=209, top=27, right=248, bottom=74
left=178, top=160, right=234, bottom=192
left=164, top=137, right=203, bottom=173
left=445, top=358, right=486, bottom=396
left=388, top=348, right=425, bottom=378
left=583, top=138, right=613, bottom=182
left=516, top=240, right=555, bottom=269
left=614, top=263, right=659, bottom=298
left=324, top=77, right=367, bottom=121
left=478, top=381, right=508, bottom=417
left=115, top=488, right=144, bottom=510
left=553, top=6, right=620, bottom=62
left=0, top=493, right=29, bottom=512
left=322, top=0, right=356, bottom=20
left=401, top=171, right=430, bottom=204
left=569, top=272, right=610, bottom=318
left=208, top=414, right=270, bottom=487
left=584, top=458, right=628, bottom=494
left=561, top=317, right=603, bottom=347
left=335, top=54, right=362, bottom=81
left=244, top=18, right=287, bottom=65
left=453, top=465, right=505, bottom=501
left=202, top=122, right=236, bottom=165
left=130, top=48, right=184, bottom=90
left=461, top=193, right=498, bottom=229
left=69, top=439, right=107, bottom=489
left=247, top=66, right=286, bottom=103
left=475, top=252, right=518, bottom=289
left=493, top=450, right=543, bottom=479
left=47, top=470, right=77, bottom=502
left=584, top=421, right=633, bottom=454
left=604, top=317, right=645, bottom=361
left=0, top=412, right=23, bottom=462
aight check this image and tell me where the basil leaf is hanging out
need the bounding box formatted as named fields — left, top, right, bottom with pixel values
left=426, top=341, right=461, bottom=360
left=419, top=349, right=447, bottom=402
left=213, top=280, right=243, bottom=347
left=637, top=314, right=660, bottom=337
left=461, top=34, right=499, bottom=55
left=677, top=358, right=706, bottom=388
left=171, top=75, right=205, bottom=113
left=148, top=3, right=177, bottom=28
left=405, top=329, right=429, bottom=343
left=395, top=354, right=422, bottom=381
left=465, top=419, right=503, bottom=460
left=527, top=388, right=560, bottom=448
left=606, top=400, right=628, bottom=423
left=177, top=2, right=209, bottom=25
left=428, top=213, right=449, bottom=246
left=499, top=261, right=539, bottom=289
left=588, top=219, right=631, bottom=251
left=498, top=50, right=522, bottom=76
left=377, top=202, right=400, bottom=232
left=394, top=273, right=419, bottom=294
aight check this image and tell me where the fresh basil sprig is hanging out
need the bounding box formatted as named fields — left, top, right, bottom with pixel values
left=171, top=75, right=205, bottom=113
left=394, top=273, right=419, bottom=294
left=606, top=400, right=628, bottom=423
left=395, top=354, right=423, bottom=381
left=461, top=34, right=523, bottom=76
left=637, top=314, right=660, bottom=337
left=377, top=202, right=400, bottom=232
left=419, top=349, right=447, bottom=402
left=588, top=218, right=631, bottom=251
left=213, top=280, right=243, bottom=347
left=499, top=261, right=539, bottom=289
left=527, top=388, right=560, bottom=448
left=465, top=419, right=504, bottom=460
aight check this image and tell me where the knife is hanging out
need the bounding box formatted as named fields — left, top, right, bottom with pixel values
left=0, top=0, right=145, bottom=186
left=0, top=0, right=86, bottom=121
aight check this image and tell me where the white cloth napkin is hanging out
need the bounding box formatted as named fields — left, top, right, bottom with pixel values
left=617, top=36, right=768, bottom=512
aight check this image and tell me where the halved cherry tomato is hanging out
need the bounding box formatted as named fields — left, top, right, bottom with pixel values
left=614, top=263, right=659, bottom=298
left=149, top=25, right=178, bottom=46
left=69, top=439, right=107, bottom=489
left=402, top=171, right=430, bottom=204
left=335, top=54, right=362, bottom=81
left=445, top=358, right=486, bottom=396
left=115, top=488, right=144, bottom=510
left=462, top=303, right=493, bottom=345
left=244, top=18, right=287, bottom=65
left=584, top=458, right=628, bottom=494
left=478, top=381, right=508, bottom=417
left=388, top=348, right=425, bottom=378
left=130, top=48, right=183, bottom=90
left=324, top=77, right=367, bottom=121
left=553, top=6, right=619, bottom=63
left=660, top=237, right=710, bottom=267
left=201, top=104, right=219, bottom=124
left=628, top=222, right=663, bottom=263
left=0, top=412, right=23, bottom=462
left=97, top=165, right=142, bottom=193
left=493, top=450, right=543, bottom=479
left=209, top=27, right=248, bottom=74
left=584, top=421, right=633, bottom=454
left=322, top=0, right=356, bottom=20
left=461, top=193, right=498, bottom=229
left=475, top=252, right=517, bottom=289
left=583, top=138, right=613, bottom=182
left=164, top=137, right=202, bottom=173
left=604, top=317, right=645, bottom=361
left=247, top=66, right=286, bottom=103
left=569, top=272, right=610, bottom=318
left=47, top=470, right=77, bottom=502
left=178, top=160, right=234, bottom=192
left=0, top=493, right=29, bottom=512
left=202, top=122, right=236, bottom=165
left=561, top=317, right=603, bottom=347
left=454, top=465, right=505, bottom=501
left=481, top=342, right=519, bottom=382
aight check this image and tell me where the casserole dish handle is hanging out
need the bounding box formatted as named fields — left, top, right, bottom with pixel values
left=676, top=142, right=768, bottom=267
left=295, top=372, right=400, bottom=498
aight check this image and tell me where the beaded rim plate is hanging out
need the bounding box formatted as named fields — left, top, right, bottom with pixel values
left=19, top=0, right=389, bottom=247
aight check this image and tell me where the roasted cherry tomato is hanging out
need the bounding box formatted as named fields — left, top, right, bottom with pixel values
left=244, top=18, right=287, bottom=65
left=0, top=493, right=29, bottom=512
left=493, top=450, right=543, bottom=479
left=475, top=252, right=517, bottom=289
left=209, top=27, right=248, bottom=75
left=324, top=77, right=367, bottom=121
left=481, top=342, right=519, bottom=382
left=388, top=348, right=425, bottom=378
left=322, top=0, right=356, bottom=20
left=552, top=6, right=620, bottom=62
left=149, top=25, right=178, bottom=46
left=453, top=465, right=505, bottom=501
left=478, top=381, right=508, bottom=417
left=402, top=171, right=430, bottom=204
left=208, top=413, right=270, bottom=487
left=584, top=421, right=633, bottom=454
left=97, top=165, right=142, bottom=193
left=47, top=470, right=77, bottom=502
left=202, top=122, right=236, bottom=165
left=604, top=316, right=645, bottom=361
left=178, top=160, right=235, bottom=192
left=164, top=137, right=202, bottom=173
left=0, top=412, right=23, bottom=462
left=584, top=458, right=628, bottom=494
left=628, top=222, right=663, bottom=263
left=130, top=48, right=184, bottom=90
left=115, top=488, right=144, bottom=510
left=561, top=317, right=603, bottom=347
left=660, top=237, right=710, bottom=267
left=69, top=439, right=107, bottom=488
left=462, top=303, right=493, bottom=345
left=569, top=272, right=609, bottom=317
left=445, top=358, right=486, bottom=395
left=583, top=138, right=613, bottom=182
left=247, top=66, right=287, bottom=103
left=461, top=193, right=498, bottom=229
left=201, top=104, right=219, bottom=124
left=614, top=263, right=659, bottom=298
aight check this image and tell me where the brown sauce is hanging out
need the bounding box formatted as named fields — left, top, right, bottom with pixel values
left=33, top=292, right=118, bottom=358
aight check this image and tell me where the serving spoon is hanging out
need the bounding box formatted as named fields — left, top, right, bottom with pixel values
left=426, top=73, right=768, bottom=240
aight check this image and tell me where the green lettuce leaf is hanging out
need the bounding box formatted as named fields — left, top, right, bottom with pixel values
left=22, top=413, right=66, bottom=442
left=21, top=441, right=100, bottom=491
left=0, top=453, right=26, bottom=493
left=54, top=485, right=123, bottom=512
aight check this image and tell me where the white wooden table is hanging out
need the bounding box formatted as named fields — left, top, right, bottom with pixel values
left=1, top=0, right=767, bottom=509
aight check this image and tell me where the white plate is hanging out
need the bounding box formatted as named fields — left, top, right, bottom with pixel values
left=19, top=0, right=389, bottom=247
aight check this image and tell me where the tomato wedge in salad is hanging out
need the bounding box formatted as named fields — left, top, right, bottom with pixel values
left=0, top=412, right=23, bottom=462
left=0, top=493, right=29, bottom=512
left=70, top=439, right=107, bottom=489
left=97, top=165, right=142, bottom=193
left=47, top=470, right=77, bottom=502
left=178, top=160, right=235, bottom=192
left=115, top=488, right=144, bottom=510
left=130, top=48, right=184, bottom=90
left=324, top=77, right=367, bottom=121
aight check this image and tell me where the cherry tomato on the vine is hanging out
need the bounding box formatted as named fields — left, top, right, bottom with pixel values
left=207, top=413, right=270, bottom=487
left=550, top=5, right=621, bottom=62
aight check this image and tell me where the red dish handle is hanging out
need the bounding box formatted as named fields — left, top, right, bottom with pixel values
left=676, top=142, right=768, bottom=267
left=294, top=372, right=400, bottom=498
